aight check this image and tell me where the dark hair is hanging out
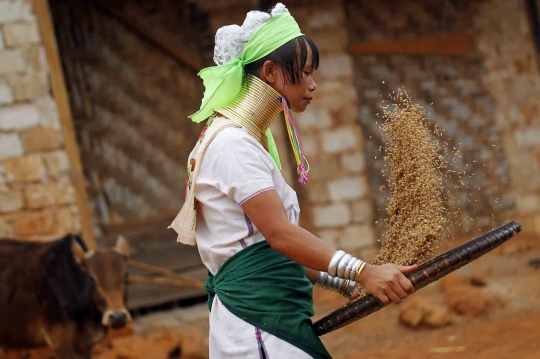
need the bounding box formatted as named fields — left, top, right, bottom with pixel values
left=244, top=35, right=319, bottom=84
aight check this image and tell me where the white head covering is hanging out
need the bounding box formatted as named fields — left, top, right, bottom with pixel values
left=213, top=3, right=289, bottom=66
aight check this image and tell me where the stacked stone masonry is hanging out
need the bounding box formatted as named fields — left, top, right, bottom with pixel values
left=345, top=0, right=529, bottom=239
left=291, top=3, right=377, bottom=251
left=0, top=0, right=80, bottom=241
left=474, top=0, right=540, bottom=234
left=207, top=2, right=377, bottom=251
left=50, top=1, right=205, bottom=234
left=3, top=0, right=540, bottom=247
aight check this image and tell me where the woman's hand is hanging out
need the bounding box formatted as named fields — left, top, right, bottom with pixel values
left=357, top=263, right=417, bottom=304
left=348, top=283, right=363, bottom=302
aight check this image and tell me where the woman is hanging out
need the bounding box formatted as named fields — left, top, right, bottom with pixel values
left=170, top=4, right=417, bottom=358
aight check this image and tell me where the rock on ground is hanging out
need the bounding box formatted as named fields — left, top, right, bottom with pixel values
left=399, top=294, right=452, bottom=328
left=439, top=275, right=506, bottom=317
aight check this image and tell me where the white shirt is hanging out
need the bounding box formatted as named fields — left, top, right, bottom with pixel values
left=194, top=126, right=300, bottom=275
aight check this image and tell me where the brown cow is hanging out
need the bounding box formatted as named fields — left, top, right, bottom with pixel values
left=0, top=234, right=131, bottom=359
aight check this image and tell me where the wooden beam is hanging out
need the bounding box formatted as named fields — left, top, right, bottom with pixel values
left=525, top=0, right=540, bottom=69
left=128, top=260, right=204, bottom=288
left=128, top=275, right=204, bottom=289
left=197, top=0, right=255, bottom=12
left=348, top=33, right=474, bottom=56
left=102, top=208, right=180, bottom=237
left=95, top=2, right=202, bottom=73
left=33, top=0, right=97, bottom=249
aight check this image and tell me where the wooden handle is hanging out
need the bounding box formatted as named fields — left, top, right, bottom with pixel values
left=313, top=221, right=522, bottom=336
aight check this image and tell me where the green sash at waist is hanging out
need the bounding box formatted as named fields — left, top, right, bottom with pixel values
left=204, top=240, right=332, bottom=359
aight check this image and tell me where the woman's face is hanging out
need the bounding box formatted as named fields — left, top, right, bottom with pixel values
left=261, top=46, right=317, bottom=113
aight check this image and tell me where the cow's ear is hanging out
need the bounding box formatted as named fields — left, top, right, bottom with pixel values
left=115, top=235, right=130, bottom=259
left=72, top=240, right=86, bottom=264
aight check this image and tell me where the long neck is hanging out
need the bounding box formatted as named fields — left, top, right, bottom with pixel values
left=215, top=74, right=283, bottom=149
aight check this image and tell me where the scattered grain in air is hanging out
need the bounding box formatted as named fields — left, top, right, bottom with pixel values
left=372, top=88, right=449, bottom=267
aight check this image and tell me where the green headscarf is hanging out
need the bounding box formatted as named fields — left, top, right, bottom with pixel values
left=189, top=12, right=304, bottom=169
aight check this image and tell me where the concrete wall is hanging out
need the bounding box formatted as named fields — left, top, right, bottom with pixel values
left=0, top=0, right=80, bottom=241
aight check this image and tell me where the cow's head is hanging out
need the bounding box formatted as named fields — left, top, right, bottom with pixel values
left=73, top=236, right=132, bottom=329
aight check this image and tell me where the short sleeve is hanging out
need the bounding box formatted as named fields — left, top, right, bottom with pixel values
left=199, top=128, right=276, bottom=204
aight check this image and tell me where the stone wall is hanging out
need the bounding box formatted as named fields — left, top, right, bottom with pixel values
left=203, top=2, right=376, bottom=253
left=0, top=0, right=80, bottom=240
left=203, top=0, right=540, bottom=254
left=3, top=0, right=538, bottom=246
left=474, top=0, right=540, bottom=234
left=345, top=0, right=515, bottom=240
left=55, top=5, right=202, bottom=231
left=291, top=3, right=376, bottom=253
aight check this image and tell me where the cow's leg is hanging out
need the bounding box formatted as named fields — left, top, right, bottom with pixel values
left=74, top=348, right=92, bottom=359
left=42, top=323, right=84, bottom=359
left=54, top=349, right=91, bottom=359
left=54, top=349, right=78, bottom=359
left=55, top=333, right=93, bottom=359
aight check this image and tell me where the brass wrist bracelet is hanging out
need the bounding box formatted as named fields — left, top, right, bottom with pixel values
left=354, top=261, right=367, bottom=283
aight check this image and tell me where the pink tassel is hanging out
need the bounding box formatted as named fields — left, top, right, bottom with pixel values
left=297, top=165, right=309, bottom=185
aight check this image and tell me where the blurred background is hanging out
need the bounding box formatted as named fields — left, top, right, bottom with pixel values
left=0, top=0, right=539, bottom=358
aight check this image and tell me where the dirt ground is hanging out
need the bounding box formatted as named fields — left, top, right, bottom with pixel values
left=316, top=232, right=540, bottom=359
left=3, top=231, right=540, bottom=359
